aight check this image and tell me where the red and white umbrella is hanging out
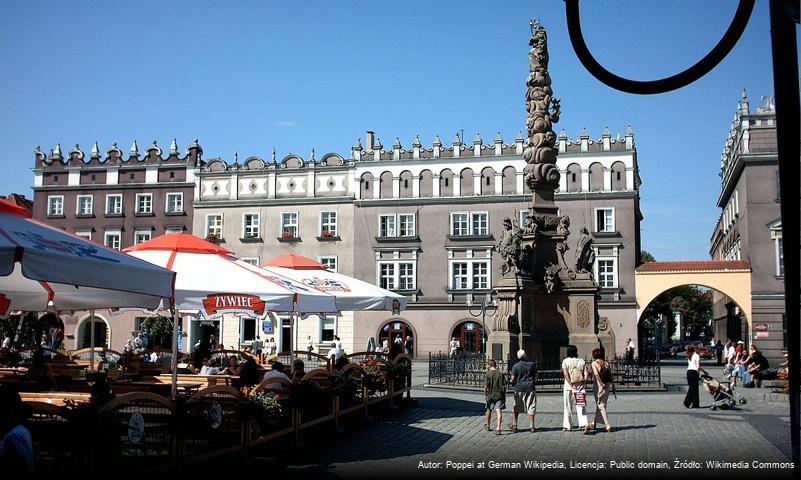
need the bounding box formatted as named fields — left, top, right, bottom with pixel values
left=260, top=254, right=406, bottom=313
left=0, top=199, right=175, bottom=314
left=124, top=234, right=337, bottom=318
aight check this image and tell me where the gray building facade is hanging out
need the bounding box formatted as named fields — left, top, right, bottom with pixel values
left=710, top=92, right=786, bottom=365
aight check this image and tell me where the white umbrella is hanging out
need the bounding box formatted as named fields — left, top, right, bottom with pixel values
left=259, top=254, right=406, bottom=313
left=0, top=199, right=175, bottom=372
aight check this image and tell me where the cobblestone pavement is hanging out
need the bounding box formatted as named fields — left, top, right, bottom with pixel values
left=245, top=360, right=795, bottom=479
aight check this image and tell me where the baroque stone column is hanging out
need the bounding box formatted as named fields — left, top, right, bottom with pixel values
left=490, top=19, right=602, bottom=363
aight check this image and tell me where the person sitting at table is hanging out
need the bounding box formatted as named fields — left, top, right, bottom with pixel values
left=237, top=358, right=260, bottom=394
left=223, top=356, right=241, bottom=376
left=262, top=361, right=290, bottom=390
left=0, top=348, right=13, bottom=367
left=199, top=358, right=223, bottom=376
left=177, top=355, right=198, bottom=374
left=0, top=384, right=35, bottom=477
left=25, top=347, right=54, bottom=391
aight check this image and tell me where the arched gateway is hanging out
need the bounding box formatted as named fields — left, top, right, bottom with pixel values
left=635, top=260, right=752, bottom=329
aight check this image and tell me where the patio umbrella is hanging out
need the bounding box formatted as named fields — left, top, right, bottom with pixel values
left=125, top=234, right=338, bottom=397
left=0, top=198, right=175, bottom=372
left=261, top=254, right=407, bottom=313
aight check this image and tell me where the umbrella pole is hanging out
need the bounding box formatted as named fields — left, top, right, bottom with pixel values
left=170, top=306, right=178, bottom=400
left=89, top=309, right=95, bottom=372
left=289, top=312, right=295, bottom=367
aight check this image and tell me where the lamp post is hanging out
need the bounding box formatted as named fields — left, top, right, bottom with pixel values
left=467, top=290, right=497, bottom=358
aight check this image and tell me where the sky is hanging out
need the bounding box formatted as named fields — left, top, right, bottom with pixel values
left=0, top=1, right=797, bottom=261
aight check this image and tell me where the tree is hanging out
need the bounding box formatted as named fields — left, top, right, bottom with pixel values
left=641, top=286, right=713, bottom=343
left=640, top=250, right=655, bottom=264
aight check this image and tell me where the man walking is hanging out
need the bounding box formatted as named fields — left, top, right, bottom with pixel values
left=626, top=338, right=635, bottom=363
left=483, top=359, right=506, bottom=435
left=509, top=349, right=538, bottom=433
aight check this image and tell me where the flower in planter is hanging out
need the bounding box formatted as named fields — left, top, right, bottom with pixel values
left=321, top=230, right=334, bottom=238
left=281, top=230, right=296, bottom=239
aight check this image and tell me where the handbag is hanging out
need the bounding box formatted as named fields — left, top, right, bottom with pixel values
left=569, top=365, right=584, bottom=384
left=574, top=391, right=587, bottom=407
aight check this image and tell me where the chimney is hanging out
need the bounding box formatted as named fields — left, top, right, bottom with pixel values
left=366, top=131, right=375, bottom=150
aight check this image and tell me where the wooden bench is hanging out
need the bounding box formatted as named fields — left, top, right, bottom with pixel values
left=20, top=392, right=91, bottom=406
left=154, top=374, right=234, bottom=389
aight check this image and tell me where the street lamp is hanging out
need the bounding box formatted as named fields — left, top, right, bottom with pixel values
left=467, top=290, right=497, bottom=357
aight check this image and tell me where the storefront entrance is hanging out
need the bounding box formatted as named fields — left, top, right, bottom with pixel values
left=378, top=320, right=412, bottom=351
left=452, top=321, right=483, bottom=354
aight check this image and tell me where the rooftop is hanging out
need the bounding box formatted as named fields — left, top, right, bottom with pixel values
left=635, top=260, right=751, bottom=273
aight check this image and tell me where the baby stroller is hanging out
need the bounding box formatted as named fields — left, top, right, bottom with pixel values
left=701, top=374, right=747, bottom=410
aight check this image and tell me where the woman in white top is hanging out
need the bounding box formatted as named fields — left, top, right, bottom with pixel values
left=449, top=337, right=459, bottom=357
left=561, top=345, right=588, bottom=431
left=683, top=344, right=707, bottom=408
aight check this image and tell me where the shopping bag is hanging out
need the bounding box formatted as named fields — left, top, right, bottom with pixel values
left=574, top=391, right=587, bottom=407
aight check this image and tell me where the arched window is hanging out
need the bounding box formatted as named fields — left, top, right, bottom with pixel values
left=451, top=321, right=484, bottom=354
left=76, top=314, right=109, bottom=349
left=566, top=163, right=582, bottom=192
left=440, top=169, right=454, bottom=197
left=611, top=161, right=626, bottom=191
left=419, top=170, right=433, bottom=197
left=360, top=172, right=374, bottom=198
left=379, top=171, right=393, bottom=198
left=399, top=171, right=413, bottom=198
left=480, top=167, right=495, bottom=195
left=502, top=166, right=517, bottom=194
left=588, top=162, right=605, bottom=191
left=460, top=168, right=474, bottom=196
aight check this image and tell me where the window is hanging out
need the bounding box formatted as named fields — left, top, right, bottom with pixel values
left=399, top=263, right=415, bottom=290
left=379, top=263, right=395, bottom=290
left=281, top=212, right=298, bottom=237
left=206, top=214, right=223, bottom=238
left=379, top=215, right=396, bottom=237
left=47, top=196, right=64, bottom=216
left=321, top=315, right=335, bottom=342
left=165, top=192, right=183, bottom=213
left=74, top=229, right=92, bottom=240
left=451, top=211, right=488, bottom=236
left=771, top=222, right=784, bottom=277
left=596, top=258, right=617, bottom=288
left=399, top=214, right=415, bottom=237
left=165, top=227, right=183, bottom=234
left=106, top=194, right=122, bottom=215
left=595, top=208, right=615, bottom=232
left=243, top=213, right=261, bottom=239
left=104, top=231, right=121, bottom=251
left=451, top=262, right=469, bottom=289
left=520, top=210, right=530, bottom=227
left=472, top=262, right=489, bottom=289
left=320, top=211, right=337, bottom=236
left=451, top=213, right=469, bottom=236
left=378, top=214, right=415, bottom=238
left=378, top=262, right=416, bottom=291
left=319, top=256, right=337, bottom=272
left=136, top=194, right=153, bottom=214
left=76, top=195, right=93, bottom=216
left=134, top=230, right=152, bottom=244
left=240, top=257, right=259, bottom=266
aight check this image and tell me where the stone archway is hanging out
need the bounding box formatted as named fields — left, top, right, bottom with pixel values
left=75, top=314, right=110, bottom=349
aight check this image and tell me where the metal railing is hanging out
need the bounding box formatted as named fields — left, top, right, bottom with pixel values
left=428, top=352, right=661, bottom=390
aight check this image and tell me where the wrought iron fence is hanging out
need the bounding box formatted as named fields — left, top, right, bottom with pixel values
left=428, top=352, right=661, bottom=390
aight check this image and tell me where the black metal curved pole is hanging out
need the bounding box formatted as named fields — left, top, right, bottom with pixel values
left=564, top=0, right=755, bottom=94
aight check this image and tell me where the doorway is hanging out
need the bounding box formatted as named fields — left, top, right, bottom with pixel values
left=452, top=321, right=483, bottom=354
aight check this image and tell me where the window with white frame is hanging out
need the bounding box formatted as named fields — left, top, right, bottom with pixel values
left=76, top=195, right=93, bottom=216
left=596, top=258, right=617, bottom=288
left=240, top=257, right=259, bottom=266
left=134, top=229, right=152, bottom=244
left=379, top=214, right=396, bottom=237
left=165, top=226, right=183, bottom=234
left=451, top=212, right=488, bottom=236
left=451, top=213, right=469, bottom=236
left=472, top=262, right=489, bottom=289
left=449, top=259, right=490, bottom=290
left=320, top=211, right=337, bottom=236
left=321, top=315, right=335, bottom=342
left=74, top=229, right=92, bottom=240
left=595, top=208, right=615, bottom=232
left=165, top=192, right=183, bottom=213
left=377, top=261, right=416, bottom=291
left=281, top=212, right=298, bottom=237
left=136, top=193, right=153, bottom=214
left=319, top=256, right=337, bottom=272
left=399, top=214, right=415, bottom=237
left=206, top=214, right=223, bottom=238
left=451, top=262, right=469, bottom=289
left=47, top=196, right=64, bottom=216
left=104, top=231, right=121, bottom=250
left=106, top=194, right=123, bottom=215
left=243, top=213, right=261, bottom=239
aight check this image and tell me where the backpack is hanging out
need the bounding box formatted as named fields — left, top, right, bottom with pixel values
left=598, top=363, right=613, bottom=384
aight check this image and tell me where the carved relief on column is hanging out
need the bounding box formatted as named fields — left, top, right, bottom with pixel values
left=576, top=300, right=591, bottom=329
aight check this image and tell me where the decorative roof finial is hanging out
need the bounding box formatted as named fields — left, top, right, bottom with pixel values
left=393, top=138, right=402, bottom=149
left=433, top=135, right=442, bottom=146
left=495, top=132, right=503, bottom=143
left=272, top=148, right=276, bottom=162
left=170, top=138, right=178, bottom=155
left=354, top=138, right=362, bottom=148
left=413, top=135, right=422, bottom=147
left=53, top=143, right=62, bottom=157
left=474, top=133, right=482, bottom=144
left=311, top=148, right=315, bottom=161
left=130, top=140, right=139, bottom=157
left=91, top=142, right=100, bottom=159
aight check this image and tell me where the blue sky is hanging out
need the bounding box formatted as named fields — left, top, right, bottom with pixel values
left=0, top=1, right=796, bottom=260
